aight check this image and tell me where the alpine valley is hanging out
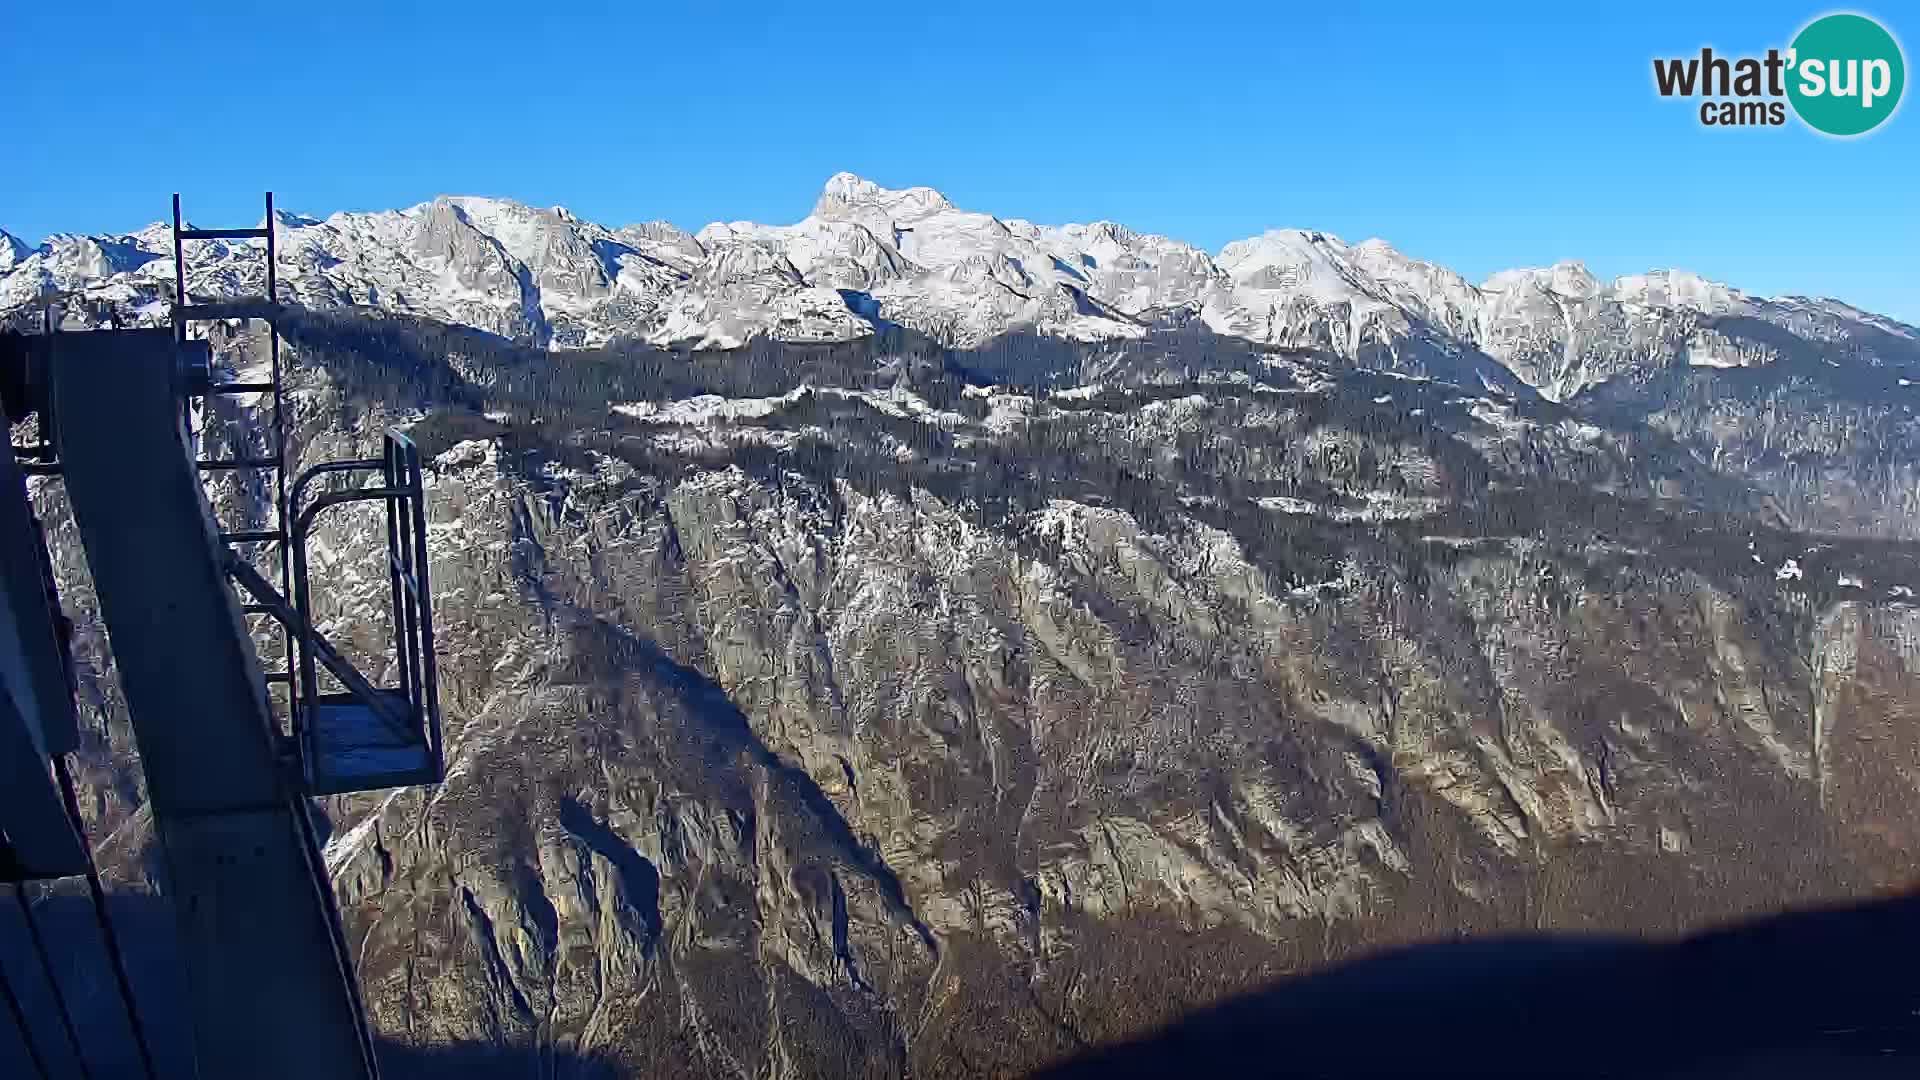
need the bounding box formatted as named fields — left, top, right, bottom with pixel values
left=9, top=175, right=1920, bottom=1078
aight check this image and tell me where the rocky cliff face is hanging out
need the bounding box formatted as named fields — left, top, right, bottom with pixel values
left=23, top=308, right=1920, bottom=1077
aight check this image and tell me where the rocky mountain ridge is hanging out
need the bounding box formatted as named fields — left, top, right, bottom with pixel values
left=6, top=174, right=1916, bottom=403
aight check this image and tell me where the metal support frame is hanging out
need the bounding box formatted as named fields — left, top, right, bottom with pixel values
left=0, top=187, right=462, bottom=1079
left=284, top=432, right=442, bottom=794
left=170, top=193, right=440, bottom=795
left=50, top=327, right=378, bottom=1080
left=1, top=192, right=450, bottom=1077
left=0, top=403, right=87, bottom=882
left=4, top=330, right=59, bottom=475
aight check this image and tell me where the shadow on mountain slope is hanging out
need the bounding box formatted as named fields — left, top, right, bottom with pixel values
left=553, top=606, right=939, bottom=955
left=1032, top=891, right=1920, bottom=1080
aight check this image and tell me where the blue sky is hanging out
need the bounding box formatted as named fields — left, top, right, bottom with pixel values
left=5, top=1, right=1915, bottom=320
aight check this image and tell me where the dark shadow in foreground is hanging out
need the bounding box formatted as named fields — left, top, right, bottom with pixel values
left=1032, top=893, right=1920, bottom=1079
left=0, top=886, right=623, bottom=1079
left=11, top=881, right=1920, bottom=1077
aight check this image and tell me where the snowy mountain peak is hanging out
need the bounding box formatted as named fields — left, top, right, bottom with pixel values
left=1611, top=268, right=1743, bottom=312
left=813, top=173, right=954, bottom=222
left=819, top=171, right=889, bottom=201
left=1218, top=227, right=1349, bottom=264
left=1482, top=261, right=1601, bottom=300
left=619, top=219, right=699, bottom=245
left=1081, top=220, right=1134, bottom=244
left=440, top=194, right=539, bottom=212
left=1216, top=229, right=1377, bottom=304
left=0, top=230, right=31, bottom=272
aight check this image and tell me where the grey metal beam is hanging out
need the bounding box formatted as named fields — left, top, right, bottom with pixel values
left=175, top=228, right=270, bottom=241
left=0, top=405, right=78, bottom=757
left=0, top=398, right=86, bottom=881
left=51, top=329, right=377, bottom=1080
left=0, top=672, right=86, bottom=881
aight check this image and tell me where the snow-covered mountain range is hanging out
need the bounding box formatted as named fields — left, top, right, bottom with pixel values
left=4, top=172, right=1915, bottom=401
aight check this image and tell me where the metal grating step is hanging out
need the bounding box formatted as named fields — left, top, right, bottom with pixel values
left=306, top=690, right=438, bottom=795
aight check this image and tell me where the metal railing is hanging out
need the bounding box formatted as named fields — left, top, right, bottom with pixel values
left=285, top=430, right=442, bottom=792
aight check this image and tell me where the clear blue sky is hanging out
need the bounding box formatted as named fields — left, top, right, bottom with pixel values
left=4, top=1, right=1915, bottom=320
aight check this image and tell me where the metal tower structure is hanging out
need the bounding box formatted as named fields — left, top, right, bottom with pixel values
left=1, top=193, right=446, bottom=1079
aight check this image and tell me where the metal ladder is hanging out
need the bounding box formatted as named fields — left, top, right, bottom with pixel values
left=173, top=192, right=299, bottom=710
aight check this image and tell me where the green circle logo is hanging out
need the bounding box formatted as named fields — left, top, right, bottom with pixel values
left=1787, top=13, right=1906, bottom=136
